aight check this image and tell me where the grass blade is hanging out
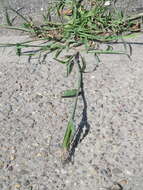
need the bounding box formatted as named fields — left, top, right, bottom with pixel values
left=8, top=7, right=30, bottom=24
left=61, top=89, right=79, bottom=98
left=80, top=55, right=86, bottom=72
left=0, top=24, right=33, bottom=32
left=62, top=119, right=75, bottom=150
left=66, top=60, right=74, bottom=76
left=5, top=8, right=12, bottom=26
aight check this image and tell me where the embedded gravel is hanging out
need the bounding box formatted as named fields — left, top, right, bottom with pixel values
left=0, top=33, right=143, bottom=190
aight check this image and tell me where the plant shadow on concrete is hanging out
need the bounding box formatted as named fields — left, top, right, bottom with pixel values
left=67, top=68, right=90, bottom=164
left=0, top=0, right=143, bottom=164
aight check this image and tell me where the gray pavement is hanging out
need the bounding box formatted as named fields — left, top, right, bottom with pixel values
left=0, top=32, right=143, bottom=190
left=0, top=0, right=143, bottom=21
left=0, top=1, right=143, bottom=190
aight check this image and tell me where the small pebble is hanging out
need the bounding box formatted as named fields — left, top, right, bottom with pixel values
left=104, top=1, right=111, bottom=6
left=74, top=182, right=77, bottom=186
left=65, top=180, right=70, bottom=184
left=36, top=153, right=42, bottom=157
left=119, top=179, right=128, bottom=185
left=32, top=143, right=39, bottom=147
left=10, top=155, right=16, bottom=161
left=111, top=184, right=122, bottom=190
left=125, top=170, right=133, bottom=176
left=61, top=169, right=67, bottom=174
left=0, top=160, right=4, bottom=169
left=91, top=76, right=95, bottom=79
left=11, top=146, right=17, bottom=154
left=15, top=184, right=21, bottom=189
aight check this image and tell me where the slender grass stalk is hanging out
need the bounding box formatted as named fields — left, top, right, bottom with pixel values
left=62, top=52, right=83, bottom=159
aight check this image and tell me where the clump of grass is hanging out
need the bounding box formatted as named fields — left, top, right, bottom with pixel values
left=0, top=0, right=142, bottom=163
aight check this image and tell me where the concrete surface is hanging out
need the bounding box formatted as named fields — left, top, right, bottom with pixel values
left=0, top=32, right=143, bottom=190
left=0, top=0, right=143, bottom=27
left=0, top=1, right=143, bottom=190
left=0, top=0, right=51, bottom=12
left=114, top=0, right=143, bottom=14
left=0, top=0, right=143, bottom=22
left=0, top=0, right=53, bottom=24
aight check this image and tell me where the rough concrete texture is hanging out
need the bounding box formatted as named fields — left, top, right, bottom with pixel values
left=114, top=0, right=143, bottom=14
left=0, top=0, right=143, bottom=21
left=1, top=0, right=143, bottom=12
left=0, top=0, right=52, bottom=12
left=0, top=0, right=52, bottom=24
left=0, top=31, right=143, bottom=190
left=0, top=1, right=143, bottom=190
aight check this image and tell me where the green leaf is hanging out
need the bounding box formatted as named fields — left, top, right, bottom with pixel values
left=80, top=55, right=86, bottom=72
left=16, top=44, right=22, bottom=56
left=54, top=58, right=67, bottom=64
left=50, top=43, right=64, bottom=51
left=5, top=8, right=12, bottom=26
left=83, top=37, right=89, bottom=51
left=66, top=60, right=74, bottom=76
left=54, top=55, right=74, bottom=64
left=55, top=48, right=63, bottom=58
left=106, top=45, right=113, bottom=51
left=61, top=89, right=79, bottom=98
left=62, top=119, right=75, bottom=150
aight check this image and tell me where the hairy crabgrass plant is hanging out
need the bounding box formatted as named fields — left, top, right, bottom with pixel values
left=0, top=0, right=143, bottom=163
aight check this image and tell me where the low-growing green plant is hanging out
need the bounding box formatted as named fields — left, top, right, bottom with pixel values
left=0, top=0, right=142, bottom=163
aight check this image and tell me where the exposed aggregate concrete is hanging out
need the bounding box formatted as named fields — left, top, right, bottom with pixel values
left=0, top=34, right=143, bottom=190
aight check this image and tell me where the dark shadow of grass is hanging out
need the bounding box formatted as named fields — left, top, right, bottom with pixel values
left=65, top=71, right=90, bottom=164
left=106, top=41, right=143, bottom=45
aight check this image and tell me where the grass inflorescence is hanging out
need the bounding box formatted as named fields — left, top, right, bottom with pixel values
left=0, top=0, right=143, bottom=163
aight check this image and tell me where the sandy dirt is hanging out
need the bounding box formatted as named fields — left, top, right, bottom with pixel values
left=0, top=32, right=143, bottom=190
